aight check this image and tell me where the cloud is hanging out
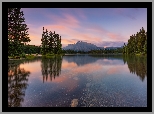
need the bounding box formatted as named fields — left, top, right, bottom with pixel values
left=95, top=41, right=126, bottom=47
left=114, top=8, right=136, bottom=20
left=56, top=8, right=87, bottom=20
left=46, top=13, right=80, bottom=29
left=24, top=8, right=131, bottom=47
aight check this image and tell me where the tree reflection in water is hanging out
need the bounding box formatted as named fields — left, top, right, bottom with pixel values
left=123, top=55, right=147, bottom=81
left=41, top=56, right=62, bottom=83
left=8, top=63, right=30, bottom=107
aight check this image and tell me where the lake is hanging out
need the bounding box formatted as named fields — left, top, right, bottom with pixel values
left=8, top=54, right=147, bottom=107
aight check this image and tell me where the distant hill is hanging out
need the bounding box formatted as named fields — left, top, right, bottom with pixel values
left=63, top=41, right=100, bottom=52
left=63, top=41, right=123, bottom=52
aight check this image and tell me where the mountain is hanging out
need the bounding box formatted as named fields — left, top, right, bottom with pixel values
left=63, top=41, right=123, bottom=52
left=63, top=41, right=100, bottom=52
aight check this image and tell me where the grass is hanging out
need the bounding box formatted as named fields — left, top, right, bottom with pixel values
left=8, top=53, right=64, bottom=60
left=135, top=53, right=147, bottom=56
left=25, top=55, right=36, bottom=59
left=42, top=53, right=55, bottom=59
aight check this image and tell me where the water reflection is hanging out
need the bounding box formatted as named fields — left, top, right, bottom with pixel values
left=123, top=55, right=147, bottom=81
left=8, top=64, right=30, bottom=107
left=41, top=56, right=62, bottom=83
left=8, top=55, right=147, bottom=107
left=63, top=55, right=147, bottom=81
left=64, top=55, right=124, bottom=66
left=63, top=55, right=98, bottom=66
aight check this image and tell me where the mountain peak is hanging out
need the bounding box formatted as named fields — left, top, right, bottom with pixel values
left=63, top=41, right=100, bottom=52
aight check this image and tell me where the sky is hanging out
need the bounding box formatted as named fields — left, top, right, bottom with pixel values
left=21, top=8, right=147, bottom=48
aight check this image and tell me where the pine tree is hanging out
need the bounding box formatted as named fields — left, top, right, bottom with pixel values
left=123, top=27, right=147, bottom=55
left=41, top=27, right=49, bottom=55
left=8, top=8, right=31, bottom=57
left=41, top=28, right=62, bottom=55
left=143, top=32, right=147, bottom=54
left=48, top=31, right=54, bottom=54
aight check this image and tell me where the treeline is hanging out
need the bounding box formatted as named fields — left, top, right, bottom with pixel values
left=63, top=48, right=123, bottom=54
left=123, top=27, right=147, bottom=55
left=8, top=8, right=63, bottom=58
left=23, top=45, right=41, bottom=54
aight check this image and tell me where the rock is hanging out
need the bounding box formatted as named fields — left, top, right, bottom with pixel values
left=15, top=56, right=20, bottom=59
left=71, top=99, right=78, bottom=107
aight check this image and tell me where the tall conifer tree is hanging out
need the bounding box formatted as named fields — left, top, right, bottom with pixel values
left=8, top=8, right=31, bottom=57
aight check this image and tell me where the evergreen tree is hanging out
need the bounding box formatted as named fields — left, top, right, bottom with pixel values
left=123, top=27, right=147, bottom=55
left=41, top=27, right=62, bottom=55
left=41, top=27, right=49, bottom=55
left=8, top=8, right=31, bottom=57
left=143, top=32, right=147, bottom=54
left=48, top=31, right=54, bottom=54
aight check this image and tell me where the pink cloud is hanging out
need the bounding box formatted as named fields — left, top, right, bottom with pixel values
left=46, top=13, right=80, bottom=29
left=107, top=33, right=120, bottom=40
left=57, top=8, right=87, bottom=20
left=25, top=10, right=128, bottom=47
left=114, top=8, right=136, bottom=20
left=28, top=22, right=126, bottom=47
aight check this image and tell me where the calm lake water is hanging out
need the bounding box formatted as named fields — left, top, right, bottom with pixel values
left=8, top=55, right=147, bottom=107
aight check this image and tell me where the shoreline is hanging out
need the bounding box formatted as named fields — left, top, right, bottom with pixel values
left=8, top=53, right=146, bottom=60
left=64, top=53, right=123, bottom=55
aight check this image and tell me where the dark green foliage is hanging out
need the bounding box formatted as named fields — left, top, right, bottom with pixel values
left=123, top=27, right=147, bottom=55
left=23, top=44, right=41, bottom=55
left=41, top=27, right=62, bottom=55
left=8, top=8, right=31, bottom=57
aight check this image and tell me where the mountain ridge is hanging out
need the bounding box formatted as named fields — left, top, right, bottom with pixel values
left=63, top=41, right=122, bottom=52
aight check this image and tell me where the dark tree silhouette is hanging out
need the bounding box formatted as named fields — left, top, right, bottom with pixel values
left=8, top=8, right=31, bottom=57
left=41, top=27, right=62, bottom=55
left=123, top=27, right=147, bottom=54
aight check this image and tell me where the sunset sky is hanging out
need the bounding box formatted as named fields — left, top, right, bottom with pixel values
left=21, top=8, right=147, bottom=48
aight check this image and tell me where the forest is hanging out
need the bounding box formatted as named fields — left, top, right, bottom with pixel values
left=8, top=8, right=63, bottom=59
left=123, top=27, right=147, bottom=55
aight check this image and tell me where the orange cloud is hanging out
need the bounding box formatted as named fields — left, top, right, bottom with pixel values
left=107, top=33, right=118, bottom=39
left=25, top=11, right=126, bottom=47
